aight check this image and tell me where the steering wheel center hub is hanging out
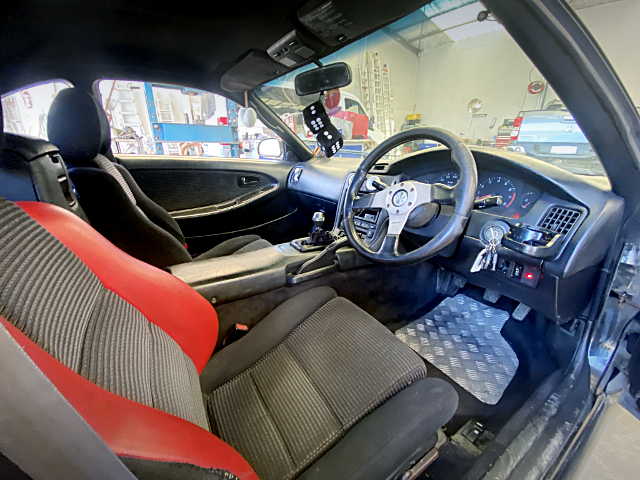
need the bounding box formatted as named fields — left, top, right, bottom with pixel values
left=392, top=189, right=408, bottom=207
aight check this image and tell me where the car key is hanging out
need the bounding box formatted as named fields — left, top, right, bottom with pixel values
left=470, top=245, right=491, bottom=273
left=491, top=246, right=498, bottom=270
left=471, top=239, right=499, bottom=273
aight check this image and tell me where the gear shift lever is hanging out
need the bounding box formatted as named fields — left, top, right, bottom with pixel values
left=312, top=211, right=325, bottom=231
left=305, top=211, right=335, bottom=246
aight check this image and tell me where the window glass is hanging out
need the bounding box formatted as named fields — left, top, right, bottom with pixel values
left=97, top=80, right=280, bottom=159
left=344, top=98, right=366, bottom=115
left=1, top=81, right=71, bottom=139
left=255, top=0, right=612, bottom=176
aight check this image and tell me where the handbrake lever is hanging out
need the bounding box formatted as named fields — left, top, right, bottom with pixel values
left=296, top=237, right=349, bottom=275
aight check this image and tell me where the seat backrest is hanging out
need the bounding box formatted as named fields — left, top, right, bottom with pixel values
left=0, top=197, right=257, bottom=479
left=47, top=88, right=192, bottom=268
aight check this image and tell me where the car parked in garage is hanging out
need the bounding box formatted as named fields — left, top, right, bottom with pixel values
left=507, top=100, right=603, bottom=175
left=2, top=0, right=640, bottom=479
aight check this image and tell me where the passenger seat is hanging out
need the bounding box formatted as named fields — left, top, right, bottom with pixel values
left=47, top=88, right=271, bottom=269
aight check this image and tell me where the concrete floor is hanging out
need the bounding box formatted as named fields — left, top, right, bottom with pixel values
left=570, top=394, right=640, bottom=480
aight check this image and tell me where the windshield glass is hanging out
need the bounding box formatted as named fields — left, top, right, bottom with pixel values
left=255, top=0, right=613, bottom=176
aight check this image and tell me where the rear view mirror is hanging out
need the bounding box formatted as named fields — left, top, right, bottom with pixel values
left=295, top=63, right=352, bottom=96
left=257, top=138, right=283, bottom=159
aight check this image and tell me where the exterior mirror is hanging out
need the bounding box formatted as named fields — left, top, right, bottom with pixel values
left=257, top=138, right=283, bottom=159
left=295, top=63, right=352, bottom=96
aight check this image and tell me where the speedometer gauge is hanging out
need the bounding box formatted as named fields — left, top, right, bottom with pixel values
left=477, top=176, right=517, bottom=208
left=436, top=172, right=459, bottom=186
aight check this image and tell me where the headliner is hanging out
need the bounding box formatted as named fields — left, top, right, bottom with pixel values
left=2, top=0, right=430, bottom=99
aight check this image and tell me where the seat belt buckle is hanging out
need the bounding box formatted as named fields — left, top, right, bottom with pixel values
left=222, top=323, right=249, bottom=347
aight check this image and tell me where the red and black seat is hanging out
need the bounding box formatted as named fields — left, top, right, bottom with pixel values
left=46, top=88, right=272, bottom=269
left=0, top=116, right=458, bottom=478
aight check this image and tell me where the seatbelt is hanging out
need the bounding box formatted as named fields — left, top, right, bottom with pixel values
left=0, top=322, right=137, bottom=480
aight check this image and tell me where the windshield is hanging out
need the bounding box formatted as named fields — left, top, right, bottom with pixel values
left=255, top=0, right=614, bottom=176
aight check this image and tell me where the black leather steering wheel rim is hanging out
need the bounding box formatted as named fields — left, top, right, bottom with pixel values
left=343, top=127, right=477, bottom=265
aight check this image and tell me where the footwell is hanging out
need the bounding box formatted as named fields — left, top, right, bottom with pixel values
left=395, top=294, right=518, bottom=404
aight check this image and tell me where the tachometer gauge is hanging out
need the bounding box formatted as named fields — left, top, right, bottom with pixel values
left=436, top=172, right=459, bottom=186
left=476, top=176, right=517, bottom=208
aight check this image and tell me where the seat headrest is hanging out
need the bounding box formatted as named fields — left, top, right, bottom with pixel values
left=47, top=88, right=112, bottom=165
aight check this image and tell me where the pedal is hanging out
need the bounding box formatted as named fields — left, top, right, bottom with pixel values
left=483, top=288, right=501, bottom=304
left=512, top=303, right=532, bottom=321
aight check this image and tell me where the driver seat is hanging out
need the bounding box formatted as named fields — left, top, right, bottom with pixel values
left=0, top=196, right=458, bottom=479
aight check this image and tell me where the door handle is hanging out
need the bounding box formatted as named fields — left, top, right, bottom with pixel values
left=238, top=176, right=260, bottom=187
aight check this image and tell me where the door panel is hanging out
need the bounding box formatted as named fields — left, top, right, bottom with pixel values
left=123, top=167, right=275, bottom=213
left=118, top=155, right=309, bottom=254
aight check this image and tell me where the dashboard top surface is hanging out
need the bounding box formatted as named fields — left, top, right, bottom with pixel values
left=289, top=146, right=622, bottom=271
left=290, top=145, right=613, bottom=208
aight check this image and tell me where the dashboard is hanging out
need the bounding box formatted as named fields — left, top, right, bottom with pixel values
left=411, top=170, right=539, bottom=219
left=288, top=145, right=624, bottom=324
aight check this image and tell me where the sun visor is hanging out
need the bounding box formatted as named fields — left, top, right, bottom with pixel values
left=221, top=0, right=430, bottom=92
left=220, top=51, right=286, bottom=92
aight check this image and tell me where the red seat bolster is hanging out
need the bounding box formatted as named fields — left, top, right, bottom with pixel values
left=1, top=317, right=258, bottom=480
left=16, top=201, right=217, bottom=372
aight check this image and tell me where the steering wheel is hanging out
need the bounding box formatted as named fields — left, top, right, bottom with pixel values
left=343, top=127, right=478, bottom=265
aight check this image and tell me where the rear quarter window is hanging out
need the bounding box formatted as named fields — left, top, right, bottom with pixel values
left=1, top=81, right=71, bottom=140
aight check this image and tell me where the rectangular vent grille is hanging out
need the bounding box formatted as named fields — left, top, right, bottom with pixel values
left=371, top=163, right=388, bottom=172
left=539, top=207, right=581, bottom=235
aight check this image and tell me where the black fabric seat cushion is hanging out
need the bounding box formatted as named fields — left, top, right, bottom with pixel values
left=203, top=287, right=445, bottom=480
left=196, top=235, right=273, bottom=260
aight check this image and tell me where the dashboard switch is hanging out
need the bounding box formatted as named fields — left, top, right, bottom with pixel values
left=511, top=263, right=523, bottom=279
left=497, top=258, right=510, bottom=274
left=520, top=265, right=541, bottom=288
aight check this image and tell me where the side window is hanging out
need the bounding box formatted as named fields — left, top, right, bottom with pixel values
left=1, top=81, right=71, bottom=140
left=98, top=80, right=279, bottom=159
left=344, top=98, right=366, bottom=116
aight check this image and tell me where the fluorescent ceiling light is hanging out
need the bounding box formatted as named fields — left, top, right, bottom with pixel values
left=430, top=2, right=504, bottom=41
left=445, top=20, right=504, bottom=41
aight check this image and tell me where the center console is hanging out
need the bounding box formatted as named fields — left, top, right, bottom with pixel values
left=289, top=172, right=387, bottom=252
left=170, top=171, right=372, bottom=304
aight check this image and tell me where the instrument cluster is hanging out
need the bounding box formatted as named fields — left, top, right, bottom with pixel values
left=416, top=171, right=540, bottom=218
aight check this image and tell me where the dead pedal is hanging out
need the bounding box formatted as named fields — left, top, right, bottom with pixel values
left=436, top=269, right=467, bottom=295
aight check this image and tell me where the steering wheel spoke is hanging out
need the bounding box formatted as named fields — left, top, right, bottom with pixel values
left=379, top=234, right=399, bottom=255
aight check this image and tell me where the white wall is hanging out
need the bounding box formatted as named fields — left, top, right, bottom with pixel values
left=414, top=31, right=559, bottom=143
left=578, top=0, right=640, bottom=103
left=412, top=0, right=640, bottom=143
left=327, top=30, right=419, bottom=130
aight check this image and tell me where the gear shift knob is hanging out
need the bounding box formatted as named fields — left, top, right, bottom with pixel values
left=312, top=211, right=325, bottom=230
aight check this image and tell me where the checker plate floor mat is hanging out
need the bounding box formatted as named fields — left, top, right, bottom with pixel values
left=395, top=294, right=518, bottom=405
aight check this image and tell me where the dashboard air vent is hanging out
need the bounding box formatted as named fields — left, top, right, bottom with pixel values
left=538, top=206, right=581, bottom=235
left=371, top=163, right=389, bottom=172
